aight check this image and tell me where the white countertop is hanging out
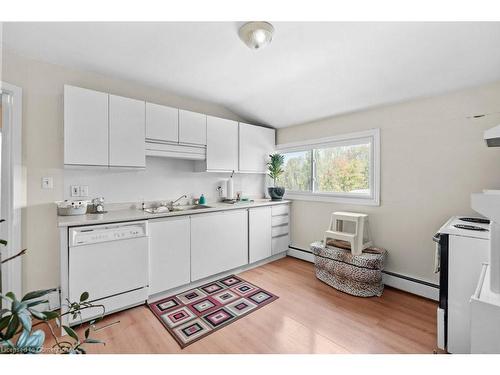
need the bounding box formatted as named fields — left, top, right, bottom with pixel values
left=57, top=199, right=291, bottom=227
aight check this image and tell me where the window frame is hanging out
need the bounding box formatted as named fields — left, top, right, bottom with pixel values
left=276, top=129, right=380, bottom=206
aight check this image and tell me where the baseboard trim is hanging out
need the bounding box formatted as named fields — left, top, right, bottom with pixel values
left=287, top=246, right=439, bottom=301
left=25, top=289, right=61, bottom=312
left=287, top=247, right=315, bottom=262
left=382, top=272, right=438, bottom=301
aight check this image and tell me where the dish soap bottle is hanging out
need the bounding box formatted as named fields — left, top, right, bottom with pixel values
left=199, top=194, right=206, bottom=205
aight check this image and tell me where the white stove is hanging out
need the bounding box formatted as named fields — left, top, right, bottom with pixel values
left=438, top=216, right=490, bottom=240
left=434, top=215, right=490, bottom=353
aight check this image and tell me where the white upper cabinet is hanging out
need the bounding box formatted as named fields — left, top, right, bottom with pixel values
left=206, top=116, right=239, bottom=172
left=145, top=102, right=179, bottom=143
left=179, top=109, right=206, bottom=145
left=64, top=85, right=109, bottom=166
left=109, top=94, right=146, bottom=168
left=239, top=123, right=275, bottom=173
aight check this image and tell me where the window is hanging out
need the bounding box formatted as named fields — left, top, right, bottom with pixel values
left=276, top=129, right=380, bottom=205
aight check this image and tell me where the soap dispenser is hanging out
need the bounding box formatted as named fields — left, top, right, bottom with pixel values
left=199, top=194, right=206, bottom=205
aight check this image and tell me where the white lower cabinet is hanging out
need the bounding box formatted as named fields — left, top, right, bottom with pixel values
left=149, top=217, right=191, bottom=295
left=249, top=207, right=272, bottom=263
left=147, top=204, right=289, bottom=296
left=191, top=210, right=248, bottom=281
left=272, top=204, right=290, bottom=255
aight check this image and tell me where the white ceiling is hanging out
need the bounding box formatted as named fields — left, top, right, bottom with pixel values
left=3, top=22, right=500, bottom=128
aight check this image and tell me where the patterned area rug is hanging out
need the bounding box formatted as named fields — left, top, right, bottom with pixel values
left=148, top=275, right=279, bottom=348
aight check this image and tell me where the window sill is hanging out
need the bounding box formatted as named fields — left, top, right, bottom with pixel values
left=284, top=192, right=380, bottom=206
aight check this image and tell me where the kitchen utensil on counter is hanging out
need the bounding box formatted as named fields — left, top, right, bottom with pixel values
left=56, top=200, right=88, bottom=216
left=226, top=177, right=234, bottom=199
left=88, top=197, right=107, bottom=214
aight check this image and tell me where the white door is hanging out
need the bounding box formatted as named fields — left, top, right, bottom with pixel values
left=239, top=123, right=275, bottom=173
left=249, top=207, right=272, bottom=263
left=109, top=94, right=146, bottom=167
left=179, top=109, right=206, bottom=145
left=149, top=217, right=191, bottom=295
left=191, top=210, right=248, bottom=281
left=64, top=85, right=109, bottom=166
left=206, top=116, right=238, bottom=172
left=145, top=102, right=179, bottom=143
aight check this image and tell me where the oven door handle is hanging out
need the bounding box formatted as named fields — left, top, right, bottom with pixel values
left=433, top=233, right=441, bottom=273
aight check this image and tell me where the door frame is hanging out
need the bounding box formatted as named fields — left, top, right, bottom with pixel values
left=1, top=81, right=24, bottom=298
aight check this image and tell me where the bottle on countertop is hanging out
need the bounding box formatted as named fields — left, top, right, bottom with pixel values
left=199, top=194, right=206, bottom=205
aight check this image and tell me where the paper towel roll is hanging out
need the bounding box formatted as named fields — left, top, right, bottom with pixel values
left=226, top=178, right=234, bottom=199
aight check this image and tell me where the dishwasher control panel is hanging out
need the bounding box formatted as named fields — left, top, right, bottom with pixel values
left=69, top=221, right=148, bottom=247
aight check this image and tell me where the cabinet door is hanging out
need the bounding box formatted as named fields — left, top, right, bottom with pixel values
left=149, top=217, right=191, bottom=295
left=179, top=109, right=206, bottom=145
left=249, top=207, right=272, bottom=263
left=64, top=85, right=109, bottom=166
left=109, top=94, right=146, bottom=167
left=206, top=116, right=238, bottom=172
left=191, top=210, right=248, bottom=281
left=146, top=102, right=179, bottom=143
left=239, top=123, right=275, bottom=173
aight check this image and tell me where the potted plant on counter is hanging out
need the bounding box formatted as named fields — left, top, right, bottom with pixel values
left=267, top=153, right=286, bottom=201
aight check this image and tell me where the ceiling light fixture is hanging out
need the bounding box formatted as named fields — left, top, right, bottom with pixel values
left=238, top=22, right=274, bottom=50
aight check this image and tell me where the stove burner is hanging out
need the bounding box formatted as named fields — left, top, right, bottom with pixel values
left=459, top=217, right=490, bottom=224
left=453, top=224, right=489, bottom=232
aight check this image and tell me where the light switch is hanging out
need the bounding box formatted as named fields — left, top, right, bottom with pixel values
left=71, top=185, right=80, bottom=197
left=80, top=185, right=89, bottom=197
left=41, top=177, right=53, bottom=189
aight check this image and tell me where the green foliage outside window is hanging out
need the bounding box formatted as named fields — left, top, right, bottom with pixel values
left=279, top=143, right=370, bottom=194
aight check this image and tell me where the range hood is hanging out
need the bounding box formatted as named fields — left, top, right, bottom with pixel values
left=484, top=124, right=500, bottom=147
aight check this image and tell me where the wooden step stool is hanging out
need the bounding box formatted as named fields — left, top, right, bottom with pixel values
left=324, top=212, right=372, bottom=256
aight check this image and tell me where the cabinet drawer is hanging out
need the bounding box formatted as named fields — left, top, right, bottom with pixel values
left=272, top=224, right=289, bottom=237
left=272, top=235, right=289, bottom=255
left=272, top=214, right=289, bottom=226
left=272, top=205, right=289, bottom=216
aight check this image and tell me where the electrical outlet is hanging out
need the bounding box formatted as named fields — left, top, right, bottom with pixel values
left=41, top=177, right=53, bottom=189
left=80, top=185, right=89, bottom=197
left=71, top=185, right=80, bottom=197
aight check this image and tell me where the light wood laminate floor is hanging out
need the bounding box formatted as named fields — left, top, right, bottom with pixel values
left=51, top=257, right=438, bottom=354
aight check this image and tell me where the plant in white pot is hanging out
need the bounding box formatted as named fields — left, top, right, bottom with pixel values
left=267, top=153, right=286, bottom=201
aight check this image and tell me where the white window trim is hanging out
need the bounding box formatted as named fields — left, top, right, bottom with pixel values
left=276, top=129, right=380, bottom=206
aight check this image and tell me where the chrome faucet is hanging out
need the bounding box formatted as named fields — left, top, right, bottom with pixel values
left=168, top=194, right=187, bottom=209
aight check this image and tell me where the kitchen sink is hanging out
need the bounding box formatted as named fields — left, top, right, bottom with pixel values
left=144, top=205, right=212, bottom=214
left=171, top=205, right=212, bottom=212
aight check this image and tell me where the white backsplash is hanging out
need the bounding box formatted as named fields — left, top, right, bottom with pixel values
left=64, top=156, right=268, bottom=204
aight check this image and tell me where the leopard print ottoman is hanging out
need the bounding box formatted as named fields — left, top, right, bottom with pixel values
left=310, top=241, right=387, bottom=297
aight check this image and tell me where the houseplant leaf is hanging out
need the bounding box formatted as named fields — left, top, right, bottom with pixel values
left=22, top=288, right=55, bottom=302
left=28, top=308, right=47, bottom=321
left=63, top=325, right=79, bottom=341
left=5, top=315, right=20, bottom=340
left=41, top=311, right=59, bottom=321
left=80, top=292, right=89, bottom=302
left=18, top=310, right=32, bottom=332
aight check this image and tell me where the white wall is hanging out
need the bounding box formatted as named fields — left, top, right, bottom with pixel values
left=64, top=157, right=265, bottom=204
left=278, top=81, right=500, bottom=284
left=1, top=49, right=259, bottom=293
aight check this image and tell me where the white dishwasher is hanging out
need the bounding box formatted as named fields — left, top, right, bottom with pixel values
left=68, top=221, right=149, bottom=324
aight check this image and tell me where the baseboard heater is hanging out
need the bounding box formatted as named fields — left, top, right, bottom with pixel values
left=287, top=245, right=439, bottom=301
